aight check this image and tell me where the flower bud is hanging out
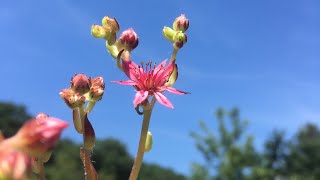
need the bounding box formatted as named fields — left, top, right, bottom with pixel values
left=173, top=14, right=189, bottom=32
left=144, top=131, right=153, bottom=152
left=60, top=89, right=86, bottom=109
left=70, top=74, right=91, bottom=95
left=118, top=28, right=139, bottom=51
left=88, top=86, right=104, bottom=102
left=9, top=117, right=68, bottom=157
left=91, top=77, right=105, bottom=88
left=91, top=25, right=109, bottom=39
left=102, top=16, right=120, bottom=34
left=88, top=77, right=105, bottom=102
left=173, top=32, right=187, bottom=49
left=162, top=26, right=175, bottom=42
left=0, top=149, right=32, bottom=180
left=35, top=113, right=53, bottom=163
left=165, top=63, right=178, bottom=87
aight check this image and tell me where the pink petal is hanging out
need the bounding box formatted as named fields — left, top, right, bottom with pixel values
left=112, top=80, right=137, bottom=86
left=154, top=92, right=174, bottom=109
left=133, top=90, right=149, bottom=107
left=154, top=61, right=175, bottom=85
left=122, top=59, right=141, bottom=83
left=165, top=87, right=189, bottom=95
left=154, top=59, right=168, bottom=73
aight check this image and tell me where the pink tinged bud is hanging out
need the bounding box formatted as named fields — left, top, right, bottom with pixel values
left=88, top=77, right=105, bottom=102
left=35, top=113, right=53, bottom=162
left=118, top=28, right=139, bottom=51
left=91, top=77, right=105, bottom=88
left=83, top=114, right=95, bottom=150
left=60, top=89, right=86, bottom=109
left=70, top=74, right=91, bottom=95
left=0, top=149, right=32, bottom=180
left=12, top=117, right=68, bottom=158
left=173, top=14, right=189, bottom=32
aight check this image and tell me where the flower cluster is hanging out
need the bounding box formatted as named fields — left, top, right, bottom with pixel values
left=59, top=73, right=105, bottom=180
left=0, top=113, right=68, bottom=179
left=60, top=74, right=105, bottom=110
left=163, top=14, right=189, bottom=49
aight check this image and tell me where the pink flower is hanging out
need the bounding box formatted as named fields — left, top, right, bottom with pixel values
left=4, top=116, right=68, bottom=157
left=113, top=58, right=188, bottom=109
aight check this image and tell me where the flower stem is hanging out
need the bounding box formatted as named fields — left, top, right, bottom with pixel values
left=38, top=163, right=46, bottom=180
left=170, top=47, right=179, bottom=61
left=129, top=100, right=155, bottom=180
left=85, top=101, right=96, bottom=114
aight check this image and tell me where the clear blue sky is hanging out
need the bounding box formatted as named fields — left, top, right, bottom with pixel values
left=1, top=0, right=320, bottom=176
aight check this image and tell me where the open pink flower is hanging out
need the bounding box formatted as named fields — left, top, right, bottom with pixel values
left=113, top=58, right=188, bottom=108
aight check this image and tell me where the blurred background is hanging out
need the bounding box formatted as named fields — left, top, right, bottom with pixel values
left=1, top=0, right=320, bottom=179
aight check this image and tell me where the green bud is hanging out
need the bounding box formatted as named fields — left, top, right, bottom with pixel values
left=91, top=25, right=109, bottom=39
left=144, top=131, right=153, bottom=152
left=102, top=16, right=120, bottom=34
left=106, top=43, right=119, bottom=59
left=162, top=26, right=175, bottom=42
left=173, top=32, right=187, bottom=49
left=165, top=64, right=178, bottom=87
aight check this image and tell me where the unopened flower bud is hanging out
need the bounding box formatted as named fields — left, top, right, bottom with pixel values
left=165, top=64, right=178, bottom=87
left=91, top=25, right=109, bottom=38
left=162, top=26, right=175, bottom=42
left=0, top=149, right=32, bottom=180
left=173, top=14, right=189, bottom=32
left=144, top=131, right=153, bottom=152
left=60, top=89, right=86, bottom=109
left=35, top=113, right=53, bottom=163
left=88, top=77, right=105, bottom=102
left=102, top=16, right=120, bottom=34
left=88, top=86, right=104, bottom=102
left=70, top=74, right=91, bottom=95
left=83, top=114, right=95, bottom=150
left=118, top=28, right=139, bottom=51
left=9, top=117, right=68, bottom=157
left=91, top=77, right=105, bottom=88
left=173, top=32, right=187, bottom=49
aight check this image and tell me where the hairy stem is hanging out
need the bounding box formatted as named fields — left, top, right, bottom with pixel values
left=129, top=99, right=156, bottom=180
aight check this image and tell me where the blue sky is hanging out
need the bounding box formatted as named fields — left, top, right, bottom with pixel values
left=1, top=0, right=320, bottom=176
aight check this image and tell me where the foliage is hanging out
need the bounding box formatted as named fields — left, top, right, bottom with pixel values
left=190, top=107, right=259, bottom=180
left=0, top=102, right=31, bottom=137
left=191, top=107, right=320, bottom=180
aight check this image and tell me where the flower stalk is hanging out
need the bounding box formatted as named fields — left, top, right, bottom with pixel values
left=129, top=99, right=156, bottom=180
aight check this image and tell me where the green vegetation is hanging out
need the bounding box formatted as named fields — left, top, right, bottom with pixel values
left=191, top=107, right=320, bottom=180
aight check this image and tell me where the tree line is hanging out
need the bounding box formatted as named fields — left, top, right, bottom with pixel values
left=1, top=102, right=320, bottom=179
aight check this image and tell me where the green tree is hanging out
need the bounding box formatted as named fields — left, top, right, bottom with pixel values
left=0, top=102, right=31, bottom=137
left=190, top=108, right=259, bottom=180
left=285, top=123, right=320, bottom=179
